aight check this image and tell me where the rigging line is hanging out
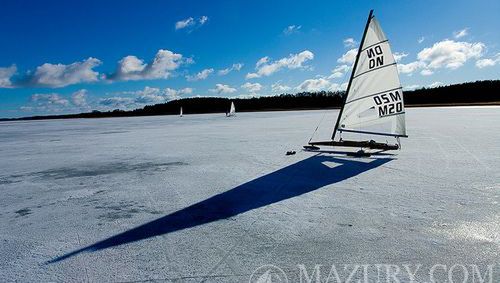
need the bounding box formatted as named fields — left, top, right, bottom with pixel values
left=308, top=110, right=328, bottom=143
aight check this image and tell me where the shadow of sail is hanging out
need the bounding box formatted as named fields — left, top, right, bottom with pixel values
left=48, top=154, right=391, bottom=263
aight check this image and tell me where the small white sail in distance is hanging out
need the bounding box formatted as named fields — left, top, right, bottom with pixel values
left=335, top=10, right=407, bottom=138
left=180, top=106, right=183, bottom=117
left=227, top=101, right=236, bottom=116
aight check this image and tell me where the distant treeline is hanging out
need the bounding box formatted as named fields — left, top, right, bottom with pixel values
left=2, top=80, right=499, bottom=121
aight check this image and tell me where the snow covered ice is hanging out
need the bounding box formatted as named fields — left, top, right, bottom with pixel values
left=0, top=107, right=499, bottom=282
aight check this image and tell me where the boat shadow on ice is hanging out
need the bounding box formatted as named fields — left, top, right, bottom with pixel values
left=47, top=154, right=392, bottom=263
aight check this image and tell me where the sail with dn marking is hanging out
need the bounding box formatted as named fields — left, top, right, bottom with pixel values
left=335, top=12, right=406, bottom=138
left=306, top=10, right=407, bottom=152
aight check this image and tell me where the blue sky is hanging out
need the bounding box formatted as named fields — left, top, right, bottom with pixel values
left=0, top=0, right=499, bottom=118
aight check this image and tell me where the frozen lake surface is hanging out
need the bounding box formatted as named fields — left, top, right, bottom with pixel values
left=0, top=107, right=499, bottom=282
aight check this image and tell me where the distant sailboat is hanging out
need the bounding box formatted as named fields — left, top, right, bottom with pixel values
left=306, top=10, right=407, bottom=151
left=226, top=101, right=236, bottom=117
left=180, top=106, right=183, bottom=117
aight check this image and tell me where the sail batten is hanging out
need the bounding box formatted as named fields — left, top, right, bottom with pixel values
left=334, top=11, right=407, bottom=138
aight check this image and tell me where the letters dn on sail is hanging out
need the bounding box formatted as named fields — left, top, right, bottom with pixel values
left=367, top=45, right=384, bottom=69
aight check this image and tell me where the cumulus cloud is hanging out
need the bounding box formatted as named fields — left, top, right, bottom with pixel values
left=175, top=17, right=195, bottom=30
left=397, top=61, right=426, bottom=74
left=283, top=25, right=301, bottom=35
left=328, top=64, right=350, bottom=79
left=420, top=69, right=434, bottom=76
left=417, top=40, right=484, bottom=69
left=218, top=63, right=243, bottom=75
left=99, top=97, right=136, bottom=109
left=99, top=86, right=192, bottom=110
left=397, top=39, right=485, bottom=76
left=71, top=89, right=88, bottom=107
left=343, top=38, right=357, bottom=48
left=475, top=53, right=500, bottom=68
left=296, top=77, right=347, bottom=92
left=23, top=91, right=90, bottom=113
left=393, top=52, right=409, bottom=62
left=209, top=84, right=236, bottom=94
left=241, top=82, right=262, bottom=93
left=246, top=50, right=314, bottom=79
left=403, top=84, right=420, bottom=91
left=31, top=93, right=69, bottom=107
left=186, top=68, right=214, bottom=81
left=20, top=58, right=101, bottom=88
left=164, top=87, right=193, bottom=100
left=106, top=49, right=185, bottom=81
left=429, top=81, right=443, bottom=88
left=453, top=28, right=469, bottom=39
left=271, top=82, right=291, bottom=93
left=337, top=48, right=357, bottom=64
left=0, top=65, right=16, bottom=88
left=296, top=78, right=331, bottom=92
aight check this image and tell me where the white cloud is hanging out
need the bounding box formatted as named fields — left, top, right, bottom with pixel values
left=271, top=82, right=291, bottom=93
left=418, top=36, right=425, bottom=44
left=246, top=50, right=314, bottom=79
left=175, top=17, right=195, bottom=30
left=99, top=86, right=192, bottom=109
left=429, top=81, right=443, bottom=88
left=296, top=78, right=331, bottom=92
left=134, top=86, right=168, bottom=104
left=343, top=38, right=357, bottom=48
left=417, top=39, right=484, bottom=70
left=241, top=82, right=262, bottom=93
left=218, top=63, right=243, bottom=75
left=328, top=64, right=350, bottom=79
left=164, top=87, right=192, bottom=100
left=397, top=61, right=426, bottom=74
left=23, top=89, right=92, bottom=112
left=420, top=69, right=434, bottom=76
left=209, top=84, right=237, bottom=94
left=403, top=84, right=420, bottom=91
left=0, top=65, right=16, bottom=88
left=71, top=89, right=88, bottom=107
left=31, top=93, right=69, bottom=106
left=26, top=58, right=101, bottom=88
left=283, top=25, right=301, bottom=35
left=453, top=28, right=469, bottom=39
left=99, top=97, right=135, bottom=109
left=475, top=53, right=500, bottom=68
left=26, top=93, right=70, bottom=112
left=256, top=56, right=269, bottom=68
left=397, top=39, right=485, bottom=76
left=186, top=68, right=214, bottom=81
left=199, top=16, right=209, bottom=25
left=393, top=52, right=409, bottom=62
left=107, top=49, right=185, bottom=81
left=337, top=48, right=357, bottom=64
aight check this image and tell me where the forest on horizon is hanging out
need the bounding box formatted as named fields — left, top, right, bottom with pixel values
left=2, top=80, right=499, bottom=121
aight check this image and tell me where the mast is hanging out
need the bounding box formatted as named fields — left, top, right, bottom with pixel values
left=332, top=9, right=374, bottom=140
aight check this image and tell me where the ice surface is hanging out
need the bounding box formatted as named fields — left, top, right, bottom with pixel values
left=0, top=108, right=499, bottom=282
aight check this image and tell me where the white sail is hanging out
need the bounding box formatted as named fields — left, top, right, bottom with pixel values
left=227, top=101, right=236, bottom=116
left=336, top=14, right=406, bottom=137
left=180, top=107, right=183, bottom=117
